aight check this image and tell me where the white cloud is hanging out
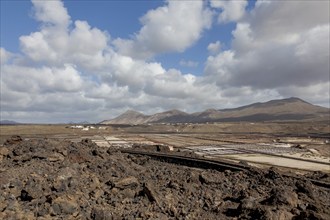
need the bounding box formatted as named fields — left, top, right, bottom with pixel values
left=0, top=48, right=12, bottom=64
left=114, top=0, right=212, bottom=59
left=210, top=0, right=248, bottom=23
left=1, top=64, right=83, bottom=94
left=0, top=0, right=220, bottom=122
left=31, top=0, right=71, bottom=28
left=250, top=0, right=329, bottom=42
left=69, top=20, right=108, bottom=55
left=295, top=25, right=329, bottom=62
left=19, top=19, right=109, bottom=70
left=207, top=41, right=221, bottom=54
left=204, top=50, right=235, bottom=84
left=105, top=53, right=166, bottom=92
left=206, top=1, right=329, bottom=93
left=277, top=82, right=330, bottom=107
left=1, top=0, right=329, bottom=123
left=20, top=31, right=58, bottom=62
left=231, top=23, right=255, bottom=55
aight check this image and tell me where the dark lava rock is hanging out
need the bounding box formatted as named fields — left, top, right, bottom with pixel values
left=262, top=187, right=298, bottom=207
left=52, top=196, right=78, bottom=215
left=19, top=189, right=33, bottom=202
left=143, top=182, right=160, bottom=205
left=4, top=135, right=23, bottom=145
left=114, top=176, right=139, bottom=190
left=0, top=137, right=329, bottom=219
left=91, top=207, right=114, bottom=220
left=199, top=171, right=223, bottom=184
left=265, top=167, right=282, bottom=180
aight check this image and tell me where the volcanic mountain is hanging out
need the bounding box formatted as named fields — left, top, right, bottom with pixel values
left=0, top=120, right=21, bottom=125
left=100, top=110, right=149, bottom=125
left=100, top=97, right=329, bottom=124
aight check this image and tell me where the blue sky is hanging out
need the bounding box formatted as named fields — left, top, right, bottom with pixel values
left=1, top=1, right=161, bottom=51
left=0, top=0, right=329, bottom=123
left=1, top=0, right=241, bottom=75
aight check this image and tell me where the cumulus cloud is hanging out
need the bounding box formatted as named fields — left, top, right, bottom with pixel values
left=1, top=0, right=329, bottom=123
left=113, top=0, right=212, bottom=59
left=31, top=0, right=70, bottom=28
left=277, top=82, right=330, bottom=107
left=251, top=0, right=329, bottom=42
left=0, top=0, right=218, bottom=122
left=205, top=1, right=329, bottom=93
left=0, top=48, right=12, bottom=64
left=210, top=0, right=248, bottom=23
left=207, top=41, right=221, bottom=54
left=19, top=19, right=109, bottom=70
left=19, top=0, right=109, bottom=71
left=2, top=64, right=83, bottom=93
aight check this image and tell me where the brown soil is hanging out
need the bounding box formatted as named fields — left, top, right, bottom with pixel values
left=0, top=136, right=329, bottom=219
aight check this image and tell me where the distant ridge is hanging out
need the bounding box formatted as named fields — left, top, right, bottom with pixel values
left=219, top=97, right=309, bottom=111
left=100, top=97, right=329, bottom=124
left=100, top=110, right=149, bottom=125
left=0, top=120, right=20, bottom=125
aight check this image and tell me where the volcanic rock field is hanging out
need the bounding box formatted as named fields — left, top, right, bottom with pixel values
left=0, top=136, right=329, bottom=219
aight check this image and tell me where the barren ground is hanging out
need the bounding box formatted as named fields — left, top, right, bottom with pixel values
left=0, top=122, right=329, bottom=219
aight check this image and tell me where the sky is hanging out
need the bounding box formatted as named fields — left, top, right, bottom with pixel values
left=0, top=0, right=329, bottom=123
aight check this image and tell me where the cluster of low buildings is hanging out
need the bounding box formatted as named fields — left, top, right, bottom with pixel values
left=68, top=125, right=107, bottom=131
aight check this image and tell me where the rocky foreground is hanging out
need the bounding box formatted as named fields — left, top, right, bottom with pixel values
left=0, top=136, right=329, bottom=219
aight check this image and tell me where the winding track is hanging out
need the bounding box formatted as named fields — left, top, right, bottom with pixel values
left=5, top=133, right=329, bottom=188
left=140, top=134, right=330, bottom=166
left=120, top=149, right=330, bottom=189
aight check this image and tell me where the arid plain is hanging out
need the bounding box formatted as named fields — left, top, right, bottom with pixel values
left=1, top=121, right=329, bottom=172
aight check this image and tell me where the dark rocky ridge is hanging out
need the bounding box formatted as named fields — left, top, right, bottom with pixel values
left=0, top=136, right=329, bottom=219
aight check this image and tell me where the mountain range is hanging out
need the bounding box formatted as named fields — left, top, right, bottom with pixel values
left=101, top=97, right=329, bottom=124
left=0, top=120, right=21, bottom=125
